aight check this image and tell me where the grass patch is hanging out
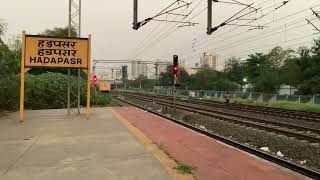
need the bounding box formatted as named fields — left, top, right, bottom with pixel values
left=234, top=98, right=268, bottom=106
left=204, top=96, right=320, bottom=113
left=269, top=101, right=320, bottom=113
left=173, top=163, right=196, bottom=174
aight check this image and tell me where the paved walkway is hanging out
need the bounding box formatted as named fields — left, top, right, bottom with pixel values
left=114, top=107, right=306, bottom=180
left=0, top=108, right=174, bottom=180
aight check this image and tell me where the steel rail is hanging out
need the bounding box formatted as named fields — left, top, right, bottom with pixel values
left=121, top=91, right=320, bottom=122
left=120, top=93, right=320, bottom=143
left=113, top=95, right=320, bottom=179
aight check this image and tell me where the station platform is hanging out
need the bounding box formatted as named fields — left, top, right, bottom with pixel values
left=113, top=107, right=306, bottom=180
left=0, top=108, right=186, bottom=180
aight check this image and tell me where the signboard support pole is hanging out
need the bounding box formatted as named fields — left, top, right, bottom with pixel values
left=77, top=0, right=82, bottom=114
left=19, top=31, right=26, bottom=122
left=67, top=69, right=71, bottom=115
left=67, top=0, right=72, bottom=115
left=86, top=35, right=92, bottom=119
left=77, top=69, right=81, bottom=114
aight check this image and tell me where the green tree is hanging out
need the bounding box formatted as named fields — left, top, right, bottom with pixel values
left=41, top=26, right=77, bottom=37
left=243, top=53, right=267, bottom=83
left=0, top=18, right=7, bottom=44
left=187, top=67, right=237, bottom=91
left=128, top=75, right=158, bottom=89
left=267, top=46, right=294, bottom=69
left=311, top=37, right=320, bottom=56
left=159, top=66, right=190, bottom=89
left=224, top=56, right=246, bottom=85
left=279, top=58, right=302, bottom=87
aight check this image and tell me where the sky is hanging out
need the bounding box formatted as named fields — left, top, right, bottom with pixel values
left=1, top=0, right=320, bottom=73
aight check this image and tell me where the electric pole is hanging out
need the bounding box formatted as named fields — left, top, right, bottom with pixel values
left=133, top=0, right=139, bottom=30
left=207, top=0, right=213, bottom=35
left=68, top=0, right=82, bottom=114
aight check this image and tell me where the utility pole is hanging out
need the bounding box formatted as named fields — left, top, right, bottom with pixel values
left=68, top=0, right=71, bottom=115
left=68, top=0, right=81, bottom=114
left=307, top=9, right=320, bottom=33
left=172, top=55, right=179, bottom=115
left=133, top=0, right=139, bottom=30
left=207, top=0, right=213, bottom=35
left=154, top=63, right=159, bottom=79
left=111, top=68, right=114, bottom=79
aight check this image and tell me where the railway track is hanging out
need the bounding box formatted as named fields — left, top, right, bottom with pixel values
left=121, top=91, right=320, bottom=123
left=120, top=93, right=320, bottom=144
left=112, top=93, right=320, bottom=179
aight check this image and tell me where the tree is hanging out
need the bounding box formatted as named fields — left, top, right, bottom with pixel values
left=311, top=37, right=320, bottom=56
left=279, top=58, right=302, bottom=87
left=128, top=75, right=158, bottom=89
left=41, top=26, right=77, bottom=37
left=224, top=56, right=246, bottom=85
left=187, top=67, right=237, bottom=91
left=297, top=46, right=311, bottom=59
left=267, top=46, right=294, bottom=69
left=0, top=18, right=7, bottom=44
left=244, top=53, right=267, bottom=83
left=159, top=66, right=190, bottom=89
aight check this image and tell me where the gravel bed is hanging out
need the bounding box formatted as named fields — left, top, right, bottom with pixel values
left=122, top=96, right=320, bottom=172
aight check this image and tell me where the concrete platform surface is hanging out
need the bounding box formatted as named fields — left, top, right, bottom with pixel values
left=114, top=107, right=306, bottom=180
left=0, top=108, right=174, bottom=180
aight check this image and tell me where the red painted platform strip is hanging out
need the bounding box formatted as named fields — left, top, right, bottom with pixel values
left=113, top=107, right=304, bottom=180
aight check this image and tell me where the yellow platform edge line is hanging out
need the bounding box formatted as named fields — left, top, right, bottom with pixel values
left=108, top=107, right=194, bottom=180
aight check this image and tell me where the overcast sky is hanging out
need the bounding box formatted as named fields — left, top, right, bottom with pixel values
left=1, top=0, right=320, bottom=71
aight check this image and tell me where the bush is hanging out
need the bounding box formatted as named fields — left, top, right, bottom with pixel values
left=0, top=72, right=116, bottom=110
left=0, top=74, right=20, bottom=110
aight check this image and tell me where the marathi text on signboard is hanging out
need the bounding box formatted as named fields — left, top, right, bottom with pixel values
left=25, top=35, right=89, bottom=68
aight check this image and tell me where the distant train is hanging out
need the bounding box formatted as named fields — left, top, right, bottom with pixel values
left=98, top=81, right=111, bottom=93
left=97, top=81, right=125, bottom=93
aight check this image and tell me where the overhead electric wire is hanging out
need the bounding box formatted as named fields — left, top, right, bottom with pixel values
left=180, top=15, right=316, bottom=57
left=133, top=0, right=205, bottom=58
left=235, top=35, right=316, bottom=57
left=131, top=1, right=192, bottom=58
left=183, top=20, right=316, bottom=60
left=176, top=0, right=296, bottom=55
left=178, top=2, right=320, bottom=57
left=134, top=7, right=207, bottom=58
left=172, top=0, right=278, bottom=54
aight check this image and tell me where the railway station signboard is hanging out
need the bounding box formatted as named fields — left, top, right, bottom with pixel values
left=25, top=35, right=89, bottom=68
left=19, top=31, right=92, bottom=122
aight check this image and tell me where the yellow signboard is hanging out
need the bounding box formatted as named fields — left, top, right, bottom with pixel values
left=19, top=32, right=92, bottom=122
left=25, top=35, right=89, bottom=68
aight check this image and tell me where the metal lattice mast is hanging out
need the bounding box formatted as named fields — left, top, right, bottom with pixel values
left=70, top=0, right=81, bottom=36
left=68, top=0, right=82, bottom=115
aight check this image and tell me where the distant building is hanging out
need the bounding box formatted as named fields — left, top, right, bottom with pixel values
left=278, top=85, right=298, bottom=95
left=131, top=61, right=147, bottom=79
left=155, top=61, right=167, bottom=76
left=200, top=52, right=218, bottom=70
left=121, top=65, right=128, bottom=80
left=115, top=69, right=122, bottom=80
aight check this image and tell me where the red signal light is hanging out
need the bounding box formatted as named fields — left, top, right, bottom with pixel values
left=172, top=65, right=179, bottom=74
left=93, top=75, right=97, bottom=86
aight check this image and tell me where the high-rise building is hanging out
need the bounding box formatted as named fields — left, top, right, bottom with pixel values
left=122, top=65, right=128, bottom=80
left=131, top=61, right=147, bottom=79
left=200, top=52, right=218, bottom=70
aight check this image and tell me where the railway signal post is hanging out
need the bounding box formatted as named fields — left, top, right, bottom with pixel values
left=173, top=55, right=179, bottom=115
